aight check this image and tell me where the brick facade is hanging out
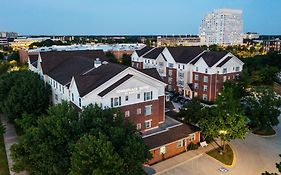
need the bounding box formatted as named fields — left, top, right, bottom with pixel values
left=193, top=72, right=240, bottom=101
left=111, top=50, right=134, bottom=59
left=120, top=96, right=165, bottom=132
left=147, top=131, right=200, bottom=165
left=164, top=67, right=177, bottom=91
left=131, top=61, right=143, bottom=69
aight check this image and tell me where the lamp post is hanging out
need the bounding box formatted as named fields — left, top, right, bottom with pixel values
left=219, top=130, right=227, bottom=154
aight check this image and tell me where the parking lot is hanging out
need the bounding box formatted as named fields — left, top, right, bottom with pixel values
left=159, top=116, right=281, bottom=175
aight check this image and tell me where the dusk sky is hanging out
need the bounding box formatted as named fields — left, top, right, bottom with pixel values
left=1, top=0, right=281, bottom=35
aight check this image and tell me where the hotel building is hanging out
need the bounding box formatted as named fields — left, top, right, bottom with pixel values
left=28, top=49, right=200, bottom=164
left=131, top=46, right=244, bottom=101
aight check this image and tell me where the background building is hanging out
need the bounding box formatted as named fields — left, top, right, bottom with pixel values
left=0, top=32, right=18, bottom=46
left=157, top=36, right=201, bottom=47
left=199, top=8, right=243, bottom=46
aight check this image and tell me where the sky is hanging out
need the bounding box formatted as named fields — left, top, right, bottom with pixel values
left=1, top=0, right=281, bottom=35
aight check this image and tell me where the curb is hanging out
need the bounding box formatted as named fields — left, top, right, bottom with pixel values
left=252, top=132, right=277, bottom=138
left=206, top=143, right=236, bottom=168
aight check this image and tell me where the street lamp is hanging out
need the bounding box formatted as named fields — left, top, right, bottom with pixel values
left=219, top=130, right=227, bottom=154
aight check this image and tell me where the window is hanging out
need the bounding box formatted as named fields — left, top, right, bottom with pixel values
left=111, top=98, right=113, bottom=107
left=203, top=85, right=208, bottom=92
left=223, top=68, right=227, bottom=74
left=178, top=72, right=184, bottom=78
left=144, top=105, right=152, bottom=116
left=71, top=93, right=74, bottom=101
left=168, top=70, right=173, bottom=76
left=144, top=91, right=153, bottom=101
left=136, top=123, right=141, bottom=130
left=203, top=76, right=208, bottom=83
left=196, top=67, right=198, bottom=72
left=137, top=108, right=142, bottom=115
left=137, top=93, right=140, bottom=99
left=113, top=97, right=121, bottom=106
left=159, top=62, right=164, bottom=66
left=203, top=94, right=208, bottom=101
left=125, top=96, right=129, bottom=101
left=189, top=134, right=195, bottom=141
left=55, top=94, right=58, bottom=101
left=168, top=77, right=172, bottom=84
left=168, top=63, right=174, bottom=68
left=125, top=111, right=130, bottom=117
left=79, top=98, right=81, bottom=107
left=159, top=146, right=166, bottom=155
left=144, top=120, right=152, bottom=129
left=62, top=87, right=64, bottom=94
left=178, top=80, right=184, bottom=86
left=235, top=66, right=240, bottom=72
left=223, top=76, right=227, bottom=82
left=178, top=64, right=180, bottom=69
left=182, top=65, right=185, bottom=70
left=177, top=139, right=184, bottom=148
left=194, top=83, right=198, bottom=90
left=205, top=68, right=208, bottom=74
left=194, top=74, right=199, bottom=81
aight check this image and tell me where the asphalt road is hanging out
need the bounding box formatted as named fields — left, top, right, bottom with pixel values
left=161, top=117, right=281, bottom=175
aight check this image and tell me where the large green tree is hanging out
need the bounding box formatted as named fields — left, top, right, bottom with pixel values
left=70, top=134, right=124, bottom=175
left=244, top=87, right=281, bottom=130
left=11, top=103, right=151, bottom=175
left=178, top=98, right=203, bottom=124
left=0, top=62, right=10, bottom=76
left=0, top=71, right=51, bottom=121
left=198, top=87, right=248, bottom=152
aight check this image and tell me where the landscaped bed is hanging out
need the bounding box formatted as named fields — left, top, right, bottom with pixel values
left=252, top=127, right=276, bottom=136
left=207, top=144, right=234, bottom=166
left=0, top=135, right=9, bottom=175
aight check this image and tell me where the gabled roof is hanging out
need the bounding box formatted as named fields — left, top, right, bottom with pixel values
left=190, top=51, right=228, bottom=67
left=143, top=123, right=200, bottom=149
left=40, top=50, right=107, bottom=74
left=167, top=46, right=205, bottom=64
left=216, top=56, right=233, bottom=67
left=74, top=63, right=128, bottom=97
left=135, top=46, right=152, bottom=57
left=47, top=56, right=95, bottom=85
left=98, top=74, right=134, bottom=97
left=29, top=54, right=38, bottom=64
left=138, top=68, right=164, bottom=83
left=142, top=47, right=165, bottom=60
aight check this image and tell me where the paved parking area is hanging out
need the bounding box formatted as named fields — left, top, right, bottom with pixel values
left=157, top=117, right=281, bottom=175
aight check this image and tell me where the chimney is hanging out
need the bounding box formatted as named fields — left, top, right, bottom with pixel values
left=94, top=58, right=102, bottom=68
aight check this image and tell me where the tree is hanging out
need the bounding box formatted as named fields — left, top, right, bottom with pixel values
left=244, top=87, right=281, bottom=130
left=0, top=61, right=10, bottom=76
left=198, top=87, right=248, bottom=152
left=11, top=103, right=151, bottom=175
left=0, top=71, right=51, bottom=122
left=0, top=122, right=5, bottom=135
left=106, top=51, right=118, bottom=63
left=121, top=53, right=131, bottom=66
left=178, top=98, right=203, bottom=124
left=262, top=154, right=281, bottom=175
left=70, top=134, right=124, bottom=175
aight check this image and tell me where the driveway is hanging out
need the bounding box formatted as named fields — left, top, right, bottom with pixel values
left=159, top=117, right=281, bottom=175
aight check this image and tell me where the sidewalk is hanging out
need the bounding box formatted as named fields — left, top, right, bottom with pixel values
left=0, top=114, right=27, bottom=175
left=144, top=142, right=219, bottom=175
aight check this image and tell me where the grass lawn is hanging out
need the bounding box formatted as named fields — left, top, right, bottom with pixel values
left=207, top=144, right=234, bottom=166
left=0, top=135, right=9, bottom=175
left=252, top=127, right=276, bottom=136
